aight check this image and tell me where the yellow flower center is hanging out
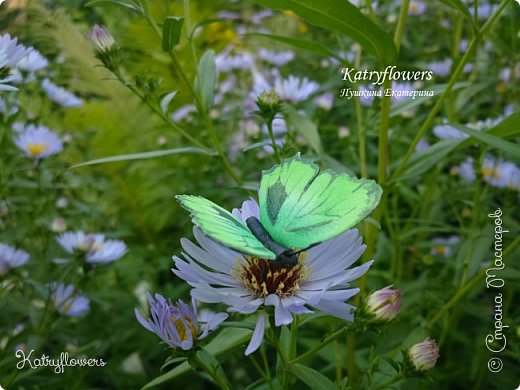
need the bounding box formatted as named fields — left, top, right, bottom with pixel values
left=410, top=3, right=419, bottom=12
left=27, top=143, right=48, bottom=156
left=234, top=255, right=308, bottom=298
left=433, top=246, right=447, bottom=256
left=173, top=317, right=197, bottom=342
left=481, top=166, right=501, bottom=180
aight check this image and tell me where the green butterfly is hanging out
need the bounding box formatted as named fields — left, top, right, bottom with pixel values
left=176, top=155, right=382, bottom=267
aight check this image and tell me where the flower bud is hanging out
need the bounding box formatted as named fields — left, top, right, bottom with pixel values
left=256, top=89, right=283, bottom=123
left=366, top=285, right=402, bottom=322
left=86, top=25, right=115, bottom=52
left=408, top=338, right=440, bottom=372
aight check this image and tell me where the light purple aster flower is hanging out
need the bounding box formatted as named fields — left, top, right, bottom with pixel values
left=481, top=156, right=520, bottom=191
left=171, top=104, right=197, bottom=122
left=41, top=78, right=83, bottom=108
left=314, top=92, right=335, bottom=111
left=258, top=49, right=295, bottom=66
left=215, top=47, right=254, bottom=73
left=274, top=75, right=319, bottom=103
left=14, top=125, right=63, bottom=159
left=0, top=243, right=30, bottom=275
left=414, top=138, right=430, bottom=153
left=433, top=123, right=468, bottom=140
left=0, top=34, right=32, bottom=69
left=429, top=58, right=452, bottom=77
left=172, top=199, right=372, bottom=355
left=51, top=283, right=90, bottom=317
left=17, top=49, right=48, bottom=72
left=453, top=157, right=476, bottom=182
left=135, top=293, right=228, bottom=350
left=408, top=1, right=427, bottom=15
left=57, top=231, right=127, bottom=264
left=469, top=2, right=498, bottom=19
left=391, top=82, right=415, bottom=105
left=431, top=235, right=460, bottom=257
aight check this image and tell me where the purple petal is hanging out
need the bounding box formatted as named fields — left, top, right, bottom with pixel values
left=245, top=312, right=265, bottom=356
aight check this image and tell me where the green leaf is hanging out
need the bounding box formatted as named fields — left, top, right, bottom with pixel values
left=141, top=328, right=251, bottom=389
left=437, top=0, right=475, bottom=30
left=286, top=364, right=338, bottom=390
left=248, top=33, right=341, bottom=60
left=284, top=105, right=323, bottom=155
left=85, top=0, right=142, bottom=14
left=253, top=0, right=397, bottom=62
left=162, top=16, right=184, bottom=52
left=70, top=147, right=215, bottom=168
left=450, top=124, right=520, bottom=158
left=195, top=50, right=216, bottom=110
left=193, top=349, right=232, bottom=390
left=159, top=91, right=178, bottom=114
left=160, top=356, right=187, bottom=371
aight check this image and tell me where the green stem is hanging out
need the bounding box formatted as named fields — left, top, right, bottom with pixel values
left=390, top=0, right=509, bottom=182
left=372, top=373, right=403, bottom=390
left=291, top=323, right=354, bottom=364
left=266, top=118, right=282, bottom=164
left=393, top=0, right=410, bottom=53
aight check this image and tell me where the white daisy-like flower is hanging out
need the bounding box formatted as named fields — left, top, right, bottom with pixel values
left=41, top=78, right=83, bottom=108
left=481, top=156, right=520, bottom=191
left=0, top=242, right=30, bottom=275
left=258, top=49, right=295, bottom=66
left=14, top=125, right=63, bottom=159
left=57, top=231, right=127, bottom=264
left=50, top=283, right=90, bottom=317
left=17, top=49, right=48, bottom=72
left=172, top=199, right=372, bottom=355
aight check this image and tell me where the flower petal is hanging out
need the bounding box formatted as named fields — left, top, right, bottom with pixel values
left=245, top=312, right=265, bottom=356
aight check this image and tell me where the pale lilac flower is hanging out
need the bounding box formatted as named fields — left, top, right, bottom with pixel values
left=391, top=82, right=415, bottom=105
left=366, top=285, right=402, bottom=322
left=433, top=123, right=468, bottom=140
left=453, top=157, right=476, bottom=182
left=172, top=199, right=372, bottom=355
left=171, top=104, right=197, bottom=122
left=51, top=283, right=90, bottom=317
left=274, top=75, right=319, bottom=103
left=135, top=293, right=228, bottom=350
left=258, top=49, right=295, bottom=66
left=481, top=156, right=520, bottom=190
left=57, top=231, right=127, bottom=264
left=0, top=34, right=32, bottom=68
left=14, top=125, right=63, bottom=159
left=215, top=47, right=254, bottom=73
left=429, top=58, right=452, bottom=77
left=470, top=2, right=498, bottom=19
left=415, top=138, right=430, bottom=153
left=0, top=243, right=29, bottom=275
left=431, top=236, right=460, bottom=257
left=41, top=78, right=83, bottom=108
left=0, top=97, right=19, bottom=116
left=17, top=49, right=48, bottom=72
left=56, top=197, right=69, bottom=208
left=358, top=85, right=377, bottom=107
left=409, top=338, right=440, bottom=372
left=314, top=92, right=335, bottom=110
left=408, top=1, right=427, bottom=15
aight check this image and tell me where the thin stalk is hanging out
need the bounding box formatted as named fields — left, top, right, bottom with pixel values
left=266, top=118, right=282, bottom=164
left=390, top=0, right=509, bottom=182
left=291, top=323, right=354, bottom=364
left=372, top=373, right=403, bottom=390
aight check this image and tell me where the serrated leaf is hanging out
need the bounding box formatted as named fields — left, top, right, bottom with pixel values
left=162, top=16, right=184, bottom=52
left=248, top=33, right=341, bottom=60
left=160, top=91, right=178, bottom=114
left=253, top=0, right=397, bottom=62
left=286, top=364, right=338, bottom=390
left=195, top=50, right=216, bottom=110
left=70, top=147, right=215, bottom=168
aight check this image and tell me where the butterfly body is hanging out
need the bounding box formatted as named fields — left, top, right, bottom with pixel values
left=176, top=155, right=382, bottom=266
left=245, top=216, right=299, bottom=267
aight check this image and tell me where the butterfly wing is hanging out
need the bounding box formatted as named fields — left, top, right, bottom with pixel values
left=176, top=195, right=276, bottom=259
left=258, top=156, right=382, bottom=249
